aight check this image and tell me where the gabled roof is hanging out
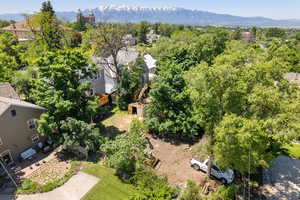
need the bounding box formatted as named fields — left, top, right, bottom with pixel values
left=0, top=83, right=20, bottom=99
left=0, top=96, right=45, bottom=116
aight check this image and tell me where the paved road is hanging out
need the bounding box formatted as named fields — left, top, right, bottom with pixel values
left=0, top=172, right=99, bottom=200
left=262, top=155, right=300, bottom=200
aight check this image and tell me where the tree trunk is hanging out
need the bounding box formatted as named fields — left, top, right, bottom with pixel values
left=207, top=129, right=214, bottom=179
left=207, top=154, right=213, bottom=179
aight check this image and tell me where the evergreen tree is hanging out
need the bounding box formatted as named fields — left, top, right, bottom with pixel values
left=41, top=1, right=55, bottom=15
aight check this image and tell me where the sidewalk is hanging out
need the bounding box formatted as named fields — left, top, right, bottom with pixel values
left=0, top=172, right=99, bottom=200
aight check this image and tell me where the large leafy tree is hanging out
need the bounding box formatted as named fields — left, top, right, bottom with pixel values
left=34, top=1, right=63, bottom=51
left=0, top=31, right=21, bottom=82
left=30, top=49, right=100, bottom=150
left=90, top=24, right=126, bottom=84
left=117, top=57, right=145, bottom=110
left=137, top=21, right=149, bottom=44
left=146, top=30, right=230, bottom=137
left=185, top=42, right=300, bottom=174
left=101, top=119, right=147, bottom=175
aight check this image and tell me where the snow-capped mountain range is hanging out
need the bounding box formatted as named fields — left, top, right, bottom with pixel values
left=1, top=5, right=300, bottom=27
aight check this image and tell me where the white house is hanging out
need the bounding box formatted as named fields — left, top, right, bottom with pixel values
left=88, top=49, right=157, bottom=95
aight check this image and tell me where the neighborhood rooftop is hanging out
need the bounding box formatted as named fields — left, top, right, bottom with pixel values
left=0, top=96, right=45, bottom=116
left=0, top=83, right=20, bottom=99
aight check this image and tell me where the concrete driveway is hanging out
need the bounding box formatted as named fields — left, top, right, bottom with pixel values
left=0, top=171, right=99, bottom=200
left=262, top=155, right=300, bottom=200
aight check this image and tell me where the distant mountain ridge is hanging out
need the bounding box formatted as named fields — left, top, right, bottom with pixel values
left=1, top=5, right=300, bottom=27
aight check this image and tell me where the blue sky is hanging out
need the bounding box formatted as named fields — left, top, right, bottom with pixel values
left=1, top=0, right=300, bottom=20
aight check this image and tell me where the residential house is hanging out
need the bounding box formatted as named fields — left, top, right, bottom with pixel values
left=242, top=31, right=256, bottom=44
left=2, top=18, right=37, bottom=41
left=0, top=92, right=45, bottom=166
left=88, top=49, right=157, bottom=96
left=122, top=34, right=136, bottom=46
left=0, top=83, right=20, bottom=99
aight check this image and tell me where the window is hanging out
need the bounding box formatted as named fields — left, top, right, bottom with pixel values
left=11, top=109, right=16, bottom=117
left=0, top=150, right=14, bottom=165
left=27, top=119, right=37, bottom=130
left=90, top=72, right=101, bottom=80
left=31, top=135, right=39, bottom=143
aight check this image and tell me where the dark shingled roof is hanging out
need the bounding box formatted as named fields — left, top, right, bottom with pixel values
left=0, top=83, right=20, bottom=99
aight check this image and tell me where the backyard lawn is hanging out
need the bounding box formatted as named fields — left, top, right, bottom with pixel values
left=82, top=163, right=136, bottom=200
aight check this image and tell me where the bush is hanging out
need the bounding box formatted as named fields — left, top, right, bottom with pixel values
left=18, top=179, right=38, bottom=194
left=180, top=180, right=202, bottom=200
left=210, top=184, right=238, bottom=200
left=128, top=168, right=178, bottom=200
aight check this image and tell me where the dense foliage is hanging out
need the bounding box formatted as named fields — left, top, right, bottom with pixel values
left=117, top=57, right=145, bottom=109
left=128, top=168, right=178, bottom=200
left=185, top=41, right=300, bottom=172
left=146, top=30, right=230, bottom=137
left=101, top=119, right=148, bottom=175
left=29, top=50, right=101, bottom=151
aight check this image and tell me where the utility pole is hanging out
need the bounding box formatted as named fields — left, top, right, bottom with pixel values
left=0, top=160, right=17, bottom=188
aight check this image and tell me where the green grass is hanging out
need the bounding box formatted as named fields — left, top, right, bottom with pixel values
left=284, top=143, right=300, bottom=158
left=82, top=163, right=136, bottom=200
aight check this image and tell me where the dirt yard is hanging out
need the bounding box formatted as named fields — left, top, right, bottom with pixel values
left=148, top=135, right=218, bottom=188
left=102, top=111, right=218, bottom=189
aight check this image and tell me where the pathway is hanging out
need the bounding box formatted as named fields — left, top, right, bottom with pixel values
left=0, top=172, right=99, bottom=200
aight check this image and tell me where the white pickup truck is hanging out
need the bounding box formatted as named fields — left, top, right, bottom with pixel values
left=190, top=158, right=234, bottom=184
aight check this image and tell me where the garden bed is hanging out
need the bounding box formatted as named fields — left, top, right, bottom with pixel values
left=16, top=160, right=81, bottom=194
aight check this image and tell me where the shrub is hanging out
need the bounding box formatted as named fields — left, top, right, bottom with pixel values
left=128, top=168, right=178, bottom=200
left=210, top=184, right=238, bottom=200
left=17, top=179, right=38, bottom=194
left=180, top=180, right=202, bottom=200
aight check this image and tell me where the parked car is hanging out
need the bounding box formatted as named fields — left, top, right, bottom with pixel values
left=190, top=158, right=234, bottom=184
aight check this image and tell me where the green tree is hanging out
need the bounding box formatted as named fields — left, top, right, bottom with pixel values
left=117, top=57, right=145, bottom=110
left=36, top=1, right=63, bottom=51
left=11, top=67, right=38, bottom=99
left=233, top=27, right=242, bottom=40
left=179, top=180, right=202, bottom=200
left=129, top=168, right=178, bottom=200
left=185, top=44, right=300, bottom=174
left=60, top=117, right=101, bottom=151
left=91, top=24, right=126, bottom=84
left=146, top=30, right=230, bottom=137
left=101, top=119, right=147, bottom=175
left=0, top=31, right=21, bottom=82
left=29, top=49, right=100, bottom=150
left=41, top=1, right=55, bottom=15
left=0, top=20, right=12, bottom=28
left=265, top=27, right=286, bottom=38
left=0, top=53, right=18, bottom=82
left=138, top=21, right=149, bottom=44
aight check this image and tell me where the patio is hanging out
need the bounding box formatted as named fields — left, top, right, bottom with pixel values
left=0, top=147, right=71, bottom=193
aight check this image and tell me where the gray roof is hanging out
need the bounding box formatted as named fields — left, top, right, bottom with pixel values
left=0, top=96, right=45, bottom=116
left=0, top=83, right=20, bottom=99
left=92, top=49, right=140, bottom=66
